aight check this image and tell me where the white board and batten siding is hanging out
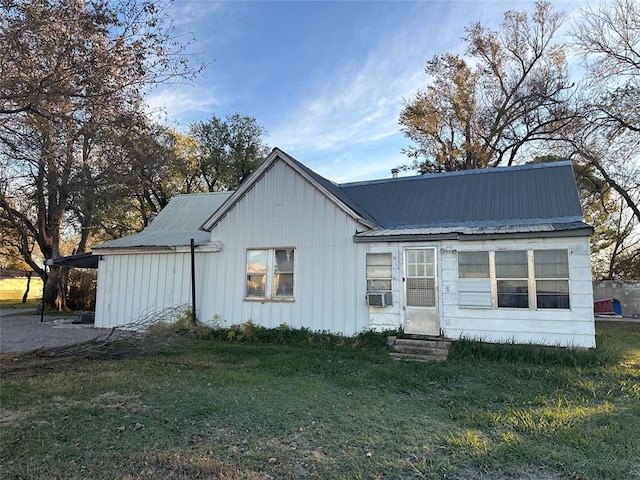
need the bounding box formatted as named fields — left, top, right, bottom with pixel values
left=199, top=160, right=370, bottom=336
left=95, top=251, right=193, bottom=328
left=440, top=237, right=595, bottom=348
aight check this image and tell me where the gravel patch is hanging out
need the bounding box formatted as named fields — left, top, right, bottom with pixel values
left=0, top=310, right=113, bottom=354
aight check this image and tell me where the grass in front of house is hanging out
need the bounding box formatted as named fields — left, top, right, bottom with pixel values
left=1, top=322, right=639, bottom=479
left=0, top=298, right=41, bottom=309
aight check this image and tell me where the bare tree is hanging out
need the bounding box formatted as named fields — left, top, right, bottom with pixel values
left=0, top=0, right=202, bottom=309
left=400, top=1, right=575, bottom=173
left=569, top=0, right=640, bottom=225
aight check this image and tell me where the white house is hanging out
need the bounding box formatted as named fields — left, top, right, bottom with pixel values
left=93, top=148, right=596, bottom=347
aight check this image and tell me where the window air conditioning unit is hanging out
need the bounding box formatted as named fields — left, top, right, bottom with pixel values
left=367, top=292, right=392, bottom=307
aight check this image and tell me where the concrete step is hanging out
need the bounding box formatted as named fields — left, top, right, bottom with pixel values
left=388, top=336, right=451, bottom=362
left=394, top=338, right=451, bottom=350
left=390, top=352, right=448, bottom=362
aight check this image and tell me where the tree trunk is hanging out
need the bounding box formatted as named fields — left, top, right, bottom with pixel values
left=43, top=266, right=69, bottom=311
left=22, top=271, right=32, bottom=303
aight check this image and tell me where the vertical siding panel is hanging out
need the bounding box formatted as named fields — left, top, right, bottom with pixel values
left=202, top=160, right=369, bottom=336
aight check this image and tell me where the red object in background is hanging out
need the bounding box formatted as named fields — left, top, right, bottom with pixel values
left=594, top=299, right=622, bottom=315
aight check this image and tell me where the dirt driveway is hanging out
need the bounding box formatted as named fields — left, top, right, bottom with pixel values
left=0, top=309, right=114, bottom=354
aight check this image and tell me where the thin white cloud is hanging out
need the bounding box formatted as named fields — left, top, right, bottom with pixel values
left=145, top=88, right=222, bottom=125
left=267, top=2, right=491, bottom=155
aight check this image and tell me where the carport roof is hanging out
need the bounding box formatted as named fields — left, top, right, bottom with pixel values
left=47, top=252, right=99, bottom=269
left=93, top=192, right=233, bottom=250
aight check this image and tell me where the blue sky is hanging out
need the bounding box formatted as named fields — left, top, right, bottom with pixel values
left=147, top=0, right=589, bottom=183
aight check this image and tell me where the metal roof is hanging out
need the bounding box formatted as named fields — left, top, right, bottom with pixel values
left=341, top=161, right=586, bottom=231
left=95, top=192, right=232, bottom=249
left=95, top=152, right=590, bottom=250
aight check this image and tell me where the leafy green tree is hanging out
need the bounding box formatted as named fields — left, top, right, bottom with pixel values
left=189, top=114, right=270, bottom=191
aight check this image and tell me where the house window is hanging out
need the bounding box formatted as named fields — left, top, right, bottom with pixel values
left=495, top=250, right=529, bottom=308
left=457, top=248, right=571, bottom=310
left=366, top=253, right=392, bottom=306
left=458, top=251, right=491, bottom=308
left=246, top=248, right=294, bottom=300
left=366, top=253, right=392, bottom=292
left=534, top=250, right=570, bottom=309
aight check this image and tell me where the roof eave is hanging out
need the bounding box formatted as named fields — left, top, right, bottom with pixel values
left=353, top=226, right=594, bottom=243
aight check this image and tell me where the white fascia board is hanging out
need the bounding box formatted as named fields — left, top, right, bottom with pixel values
left=92, top=241, right=223, bottom=255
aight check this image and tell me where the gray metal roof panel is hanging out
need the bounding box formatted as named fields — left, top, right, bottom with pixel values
left=95, top=192, right=232, bottom=249
left=340, top=161, right=583, bottom=229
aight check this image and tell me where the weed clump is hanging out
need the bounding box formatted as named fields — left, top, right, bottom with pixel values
left=448, top=336, right=621, bottom=367
left=153, top=317, right=392, bottom=353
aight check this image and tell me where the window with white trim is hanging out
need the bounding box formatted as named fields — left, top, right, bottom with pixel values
left=246, top=248, right=295, bottom=300
left=534, top=249, right=569, bottom=309
left=457, top=249, right=570, bottom=310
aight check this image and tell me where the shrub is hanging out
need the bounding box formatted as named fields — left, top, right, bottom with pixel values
left=152, top=318, right=393, bottom=353
left=66, top=269, right=97, bottom=310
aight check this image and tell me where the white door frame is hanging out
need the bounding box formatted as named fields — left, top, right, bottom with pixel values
left=403, top=247, right=440, bottom=336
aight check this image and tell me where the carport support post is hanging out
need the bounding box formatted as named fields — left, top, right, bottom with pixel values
left=190, top=238, right=197, bottom=325
left=39, top=264, right=47, bottom=324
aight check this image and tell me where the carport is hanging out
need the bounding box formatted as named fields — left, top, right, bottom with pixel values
left=41, top=253, right=99, bottom=322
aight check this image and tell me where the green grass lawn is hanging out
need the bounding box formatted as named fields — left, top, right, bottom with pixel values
left=1, top=322, right=639, bottom=479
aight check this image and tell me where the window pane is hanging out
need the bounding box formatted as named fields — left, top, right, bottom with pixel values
left=536, top=280, right=570, bottom=309
left=458, top=251, right=490, bottom=278
left=406, top=250, right=434, bottom=277
left=274, top=249, right=294, bottom=273
left=366, top=253, right=392, bottom=289
left=247, top=250, right=267, bottom=273
left=497, top=280, right=529, bottom=308
left=496, top=251, right=528, bottom=278
left=246, top=250, right=267, bottom=298
left=273, top=250, right=294, bottom=298
left=367, top=265, right=392, bottom=278
left=367, top=279, right=392, bottom=291
left=246, top=274, right=266, bottom=297
left=534, top=250, right=569, bottom=278
left=273, top=273, right=294, bottom=298
left=367, top=253, right=391, bottom=266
